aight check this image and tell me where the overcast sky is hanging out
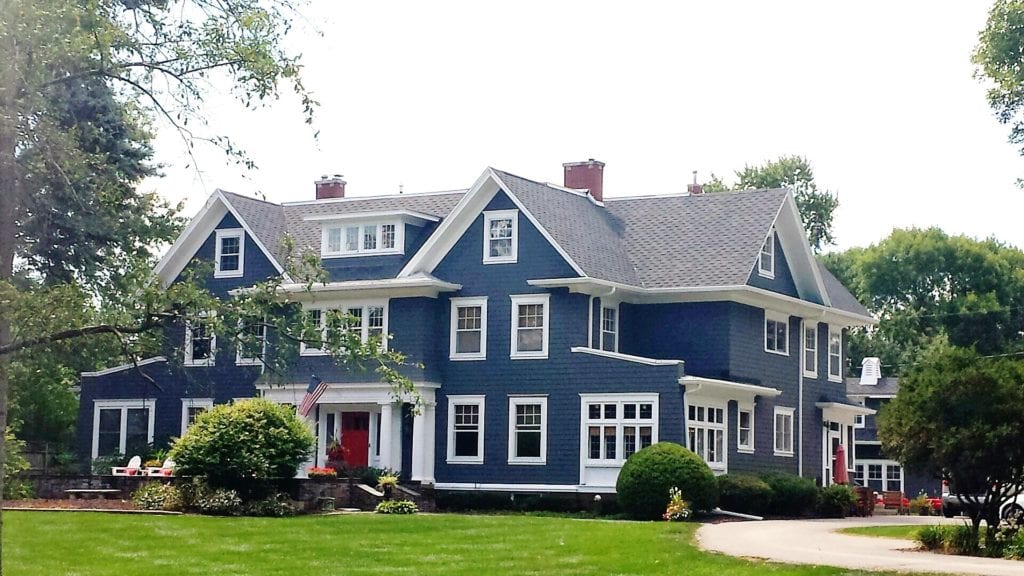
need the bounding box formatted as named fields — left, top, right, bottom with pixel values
left=146, top=1, right=1024, bottom=253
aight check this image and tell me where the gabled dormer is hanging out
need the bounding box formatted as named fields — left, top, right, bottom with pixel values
left=309, top=211, right=439, bottom=259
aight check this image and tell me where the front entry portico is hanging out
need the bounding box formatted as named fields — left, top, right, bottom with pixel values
left=817, top=401, right=874, bottom=486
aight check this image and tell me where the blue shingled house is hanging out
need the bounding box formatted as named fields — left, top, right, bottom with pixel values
left=78, top=160, right=876, bottom=494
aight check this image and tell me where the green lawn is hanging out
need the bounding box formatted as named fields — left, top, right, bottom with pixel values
left=6, top=511, right=905, bottom=576
left=840, top=525, right=929, bottom=539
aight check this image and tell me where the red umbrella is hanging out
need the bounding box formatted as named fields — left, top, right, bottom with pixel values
left=833, top=444, right=849, bottom=485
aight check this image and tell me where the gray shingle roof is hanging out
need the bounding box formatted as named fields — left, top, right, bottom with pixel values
left=846, top=377, right=900, bottom=397
left=220, top=192, right=289, bottom=265
left=817, top=261, right=871, bottom=317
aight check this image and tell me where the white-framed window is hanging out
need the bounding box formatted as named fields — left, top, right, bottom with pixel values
left=861, top=460, right=904, bottom=492
left=600, top=304, right=618, bottom=352
left=764, top=311, right=789, bottom=356
left=868, top=463, right=883, bottom=483
left=510, top=294, right=549, bottom=359
left=235, top=319, right=266, bottom=366
left=828, top=327, right=843, bottom=381
left=508, top=396, right=547, bottom=464
left=214, top=229, right=244, bottom=278
left=758, top=231, right=775, bottom=278
left=737, top=405, right=755, bottom=453
left=300, top=302, right=388, bottom=355
left=886, top=464, right=902, bottom=491
left=803, top=322, right=818, bottom=377
left=773, top=407, right=795, bottom=456
left=180, top=398, right=214, bottom=436
left=447, top=395, right=485, bottom=464
left=582, top=394, right=658, bottom=465
left=450, top=297, right=487, bottom=360
left=184, top=313, right=216, bottom=366
left=854, top=414, right=866, bottom=429
left=92, top=400, right=155, bottom=459
left=687, top=402, right=727, bottom=471
left=322, top=221, right=402, bottom=257
left=483, top=210, right=518, bottom=264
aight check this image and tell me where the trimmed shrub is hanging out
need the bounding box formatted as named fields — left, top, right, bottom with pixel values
left=917, top=525, right=947, bottom=551
left=170, top=399, right=315, bottom=493
left=909, top=494, right=932, bottom=516
left=195, top=487, right=243, bottom=516
left=375, top=499, right=418, bottom=514
left=816, top=484, right=855, bottom=518
left=4, top=429, right=34, bottom=499
left=759, top=472, right=818, bottom=517
left=242, top=494, right=295, bottom=517
left=616, top=442, right=718, bottom=520
left=132, top=482, right=181, bottom=511
left=716, top=474, right=772, bottom=516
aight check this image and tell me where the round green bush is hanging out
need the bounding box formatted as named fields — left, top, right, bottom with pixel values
left=170, top=398, right=315, bottom=492
left=716, top=474, right=773, bottom=516
left=816, top=484, right=855, bottom=518
left=615, top=442, right=718, bottom=520
left=759, top=472, right=819, bottom=516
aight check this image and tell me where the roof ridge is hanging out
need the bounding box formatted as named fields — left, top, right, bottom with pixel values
left=219, top=190, right=283, bottom=207
left=281, top=189, right=468, bottom=206
left=604, top=187, right=789, bottom=202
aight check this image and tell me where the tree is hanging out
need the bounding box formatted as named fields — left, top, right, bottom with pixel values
left=878, top=346, right=1024, bottom=541
left=974, top=0, right=1024, bottom=168
left=703, top=156, right=839, bottom=251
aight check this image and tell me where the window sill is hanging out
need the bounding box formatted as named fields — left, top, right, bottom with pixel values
left=758, top=270, right=775, bottom=279
left=510, top=353, right=548, bottom=360
left=584, top=461, right=626, bottom=468
left=322, top=249, right=403, bottom=259
left=774, top=450, right=795, bottom=458
left=446, top=458, right=484, bottom=465
left=803, top=370, right=818, bottom=379
left=764, top=348, right=789, bottom=357
left=827, top=375, right=843, bottom=383
left=236, top=359, right=263, bottom=366
left=300, top=349, right=328, bottom=357
left=482, top=257, right=517, bottom=265
left=214, top=270, right=244, bottom=279
left=183, top=361, right=215, bottom=367
left=737, top=448, right=755, bottom=455
left=449, top=354, right=486, bottom=362
left=508, top=459, right=546, bottom=466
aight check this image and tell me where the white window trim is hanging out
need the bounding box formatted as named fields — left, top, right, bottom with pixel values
left=854, top=414, right=866, bottom=429
left=758, top=231, right=775, bottom=278
left=184, top=313, right=216, bottom=367
left=447, top=395, right=485, bottom=464
left=803, top=321, right=818, bottom=378
left=482, top=210, right=519, bottom=264
left=299, top=301, right=389, bottom=356
left=449, top=297, right=488, bottom=361
left=600, top=303, right=619, bottom=353
left=508, top=396, right=548, bottom=465
left=214, top=228, right=245, bottom=278
left=180, top=398, right=215, bottom=436
left=773, top=406, right=795, bottom=457
left=321, top=220, right=404, bottom=258
left=737, top=403, right=755, bottom=454
left=580, top=393, right=659, bottom=467
left=510, top=293, right=550, bottom=359
left=764, top=311, right=789, bottom=356
left=235, top=320, right=267, bottom=366
left=827, top=327, right=843, bottom=382
left=687, top=400, right=728, bottom=472
left=91, top=399, right=156, bottom=459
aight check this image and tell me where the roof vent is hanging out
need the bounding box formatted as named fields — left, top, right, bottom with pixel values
left=859, top=357, right=881, bottom=386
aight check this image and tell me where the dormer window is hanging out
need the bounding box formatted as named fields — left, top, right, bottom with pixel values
left=322, top=222, right=401, bottom=257
left=759, top=231, right=775, bottom=278
left=214, top=229, right=244, bottom=278
left=483, top=210, right=518, bottom=264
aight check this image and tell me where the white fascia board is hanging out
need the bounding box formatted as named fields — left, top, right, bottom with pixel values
left=303, top=210, right=440, bottom=224
left=570, top=346, right=683, bottom=366
left=779, top=192, right=831, bottom=307
left=153, top=192, right=227, bottom=285
left=81, top=356, right=168, bottom=378
left=680, top=375, right=783, bottom=403
left=272, top=274, right=462, bottom=300
left=816, top=401, right=877, bottom=417
left=432, top=482, right=617, bottom=494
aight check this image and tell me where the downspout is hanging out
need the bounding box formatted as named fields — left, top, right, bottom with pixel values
left=798, top=320, right=804, bottom=478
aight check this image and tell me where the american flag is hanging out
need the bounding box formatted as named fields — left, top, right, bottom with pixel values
left=298, top=375, right=327, bottom=417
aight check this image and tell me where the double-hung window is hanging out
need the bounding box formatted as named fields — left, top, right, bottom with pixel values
left=827, top=327, right=843, bottom=381
left=301, top=303, right=388, bottom=355
left=510, top=294, right=549, bottom=359
left=450, top=297, right=487, bottom=360
left=483, top=210, right=518, bottom=264
left=92, top=400, right=155, bottom=459
left=737, top=405, right=755, bottom=453
left=508, top=397, right=547, bottom=464
left=322, top=222, right=400, bottom=256
left=582, top=395, right=658, bottom=464
left=687, top=403, right=726, bottom=470
left=214, top=229, right=244, bottom=278
left=600, top=305, right=618, bottom=352
left=765, top=311, right=789, bottom=355
left=803, top=322, right=818, bottom=377
left=184, top=314, right=216, bottom=366
left=758, top=231, right=775, bottom=278
left=774, top=407, right=795, bottom=456
left=235, top=318, right=266, bottom=366
left=180, top=398, right=214, bottom=435
left=447, top=396, right=485, bottom=464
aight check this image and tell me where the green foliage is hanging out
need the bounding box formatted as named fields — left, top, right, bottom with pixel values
left=947, top=524, right=982, bottom=556
left=716, top=474, right=773, bottom=516
left=91, top=453, right=127, bottom=475
left=616, top=442, right=718, bottom=520
left=170, top=399, right=315, bottom=492
left=375, top=499, right=418, bottom=514
left=377, top=473, right=399, bottom=491
left=195, top=487, right=243, bottom=516
left=662, top=486, right=692, bottom=521
left=917, top=525, right=948, bottom=551
left=759, top=472, right=819, bottom=517
left=356, top=466, right=397, bottom=486
left=132, top=483, right=182, bottom=511
left=974, top=0, right=1024, bottom=165
left=815, top=484, right=854, bottom=519
left=909, top=494, right=933, bottom=516
left=3, top=429, right=35, bottom=499
left=242, top=494, right=295, bottom=517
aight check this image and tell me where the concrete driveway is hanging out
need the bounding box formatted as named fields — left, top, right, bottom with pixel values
left=697, top=515, right=1023, bottom=576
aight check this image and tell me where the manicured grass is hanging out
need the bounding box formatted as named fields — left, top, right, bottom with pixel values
left=840, top=525, right=930, bottom=539
left=6, top=511, right=903, bottom=576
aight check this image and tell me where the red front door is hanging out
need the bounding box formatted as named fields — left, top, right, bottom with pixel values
left=341, top=412, right=370, bottom=467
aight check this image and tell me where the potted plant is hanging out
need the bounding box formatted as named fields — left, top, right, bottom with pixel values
left=307, top=466, right=338, bottom=480
left=326, top=441, right=347, bottom=473
left=377, top=473, right=399, bottom=500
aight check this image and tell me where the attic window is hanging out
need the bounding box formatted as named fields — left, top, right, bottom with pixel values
left=322, top=222, right=402, bottom=257
left=483, top=210, right=518, bottom=264
left=214, top=229, right=244, bottom=278
left=758, top=231, right=775, bottom=278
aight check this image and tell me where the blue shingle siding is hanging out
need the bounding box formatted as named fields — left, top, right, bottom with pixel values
left=184, top=213, right=280, bottom=298
left=321, top=222, right=439, bottom=282
left=747, top=232, right=800, bottom=298
left=621, top=302, right=731, bottom=377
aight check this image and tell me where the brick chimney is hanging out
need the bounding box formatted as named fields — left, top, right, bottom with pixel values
left=687, top=170, right=704, bottom=196
left=563, top=159, right=605, bottom=202
left=315, top=174, right=346, bottom=200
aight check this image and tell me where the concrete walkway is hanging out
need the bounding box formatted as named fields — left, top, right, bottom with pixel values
left=697, top=515, right=1024, bottom=576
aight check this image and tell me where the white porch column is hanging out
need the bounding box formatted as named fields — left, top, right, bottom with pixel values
left=411, top=408, right=426, bottom=481
left=298, top=409, right=317, bottom=478
left=379, top=402, right=394, bottom=470
left=422, top=402, right=436, bottom=484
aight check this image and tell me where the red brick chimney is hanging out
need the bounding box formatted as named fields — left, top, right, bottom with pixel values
left=315, top=174, right=346, bottom=200
left=563, top=159, right=605, bottom=202
left=687, top=170, right=704, bottom=196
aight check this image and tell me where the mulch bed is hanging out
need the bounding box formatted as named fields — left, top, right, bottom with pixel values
left=3, top=499, right=136, bottom=511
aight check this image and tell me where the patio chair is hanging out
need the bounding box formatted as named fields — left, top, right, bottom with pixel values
left=882, top=490, right=909, bottom=515
left=111, top=455, right=143, bottom=476
left=145, top=458, right=176, bottom=477
left=853, top=486, right=875, bottom=517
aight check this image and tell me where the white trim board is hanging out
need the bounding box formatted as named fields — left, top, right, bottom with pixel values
left=81, top=357, right=168, bottom=378
left=433, top=482, right=618, bottom=494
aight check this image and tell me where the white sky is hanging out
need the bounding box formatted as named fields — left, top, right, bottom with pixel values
left=146, top=1, right=1024, bottom=252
